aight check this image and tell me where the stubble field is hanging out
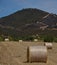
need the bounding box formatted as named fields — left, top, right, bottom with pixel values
left=0, top=41, right=57, bottom=65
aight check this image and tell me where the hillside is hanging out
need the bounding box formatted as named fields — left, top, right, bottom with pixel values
left=0, top=8, right=57, bottom=40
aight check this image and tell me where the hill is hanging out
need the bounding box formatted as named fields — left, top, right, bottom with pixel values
left=0, top=8, right=57, bottom=40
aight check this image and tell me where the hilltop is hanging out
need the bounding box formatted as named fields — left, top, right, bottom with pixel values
left=0, top=8, right=57, bottom=40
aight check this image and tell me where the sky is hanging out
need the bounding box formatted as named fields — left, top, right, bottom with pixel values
left=0, top=0, right=57, bottom=18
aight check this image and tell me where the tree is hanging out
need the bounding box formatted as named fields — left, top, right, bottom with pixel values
left=54, top=37, right=57, bottom=42
left=43, top=35, right=53, bottom=42
left=0, top=36, right=4, bottom=41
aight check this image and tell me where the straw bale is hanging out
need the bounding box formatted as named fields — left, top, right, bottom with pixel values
left=34, top=39, right=38, bottom=42
left=44, top=43, right=52, bottom=49
left=19, top=40, right=23, bottom=42
left=5, top=38, right=9, bottom=41
left=27, top=46, right=47, bottom=63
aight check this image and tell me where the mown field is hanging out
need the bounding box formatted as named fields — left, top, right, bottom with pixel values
left=0, top=41, right=57, bottom=65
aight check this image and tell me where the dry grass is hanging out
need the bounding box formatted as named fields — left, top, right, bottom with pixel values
left=0, top=41, right=57, bottom=65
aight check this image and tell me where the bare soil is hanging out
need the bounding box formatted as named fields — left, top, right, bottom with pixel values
left=0, top=41, right=57, bottom=65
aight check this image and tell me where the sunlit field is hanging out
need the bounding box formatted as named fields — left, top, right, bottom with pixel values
left=0, top=41, right=57, bottom=65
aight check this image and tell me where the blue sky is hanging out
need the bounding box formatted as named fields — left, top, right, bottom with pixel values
left=0, top=0, right=57, bottom=18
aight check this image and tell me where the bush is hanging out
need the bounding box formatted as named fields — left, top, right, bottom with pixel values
left=0, top=36, right=4, bottom=41
left=8, top=36, right=14, bottom=41
left=53, top=37, right=57, bottom=42
left=23, top=36, right=34, bottom=41
left=43, top=35, right=53, bottom=42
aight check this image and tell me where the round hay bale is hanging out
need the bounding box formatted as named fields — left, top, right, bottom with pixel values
left=27, top=46, right=47, bottom=63
left=19, top=40, right=23, bottom=42
left=34, top=39, right=38, bottom=42
left=44, top=43, right=52, bottom=49
left=5, top=38, right=9, bottom=41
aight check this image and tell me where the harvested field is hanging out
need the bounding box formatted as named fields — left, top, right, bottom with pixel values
left=0, top=41, right=57, bottom=65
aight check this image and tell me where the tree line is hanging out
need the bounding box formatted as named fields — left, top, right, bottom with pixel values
left=0, top=35, right=57, bottom=42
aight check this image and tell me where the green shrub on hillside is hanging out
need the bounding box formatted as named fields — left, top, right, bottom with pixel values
left=43, top=35, right=54, bottom=42
left=53, top=37, right=57, bottom=42
left=0, top=36, right=4, bottom=41
left=24, top=36, right=34, bottom=41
